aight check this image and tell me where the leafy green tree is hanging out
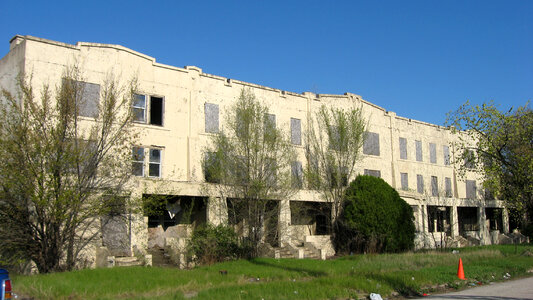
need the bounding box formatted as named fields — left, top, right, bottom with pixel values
left=0, top=68, right=137, bottom=273
left=341, top=175, right=415, bottom=253
left=203, top=88, right=297, bottom=256
left=446, top=101, right=533, bottom=232
left=305, top=104, right=366, bottom=232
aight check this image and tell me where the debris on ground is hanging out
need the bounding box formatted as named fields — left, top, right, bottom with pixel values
left=369, top=293, right=383, bottom=300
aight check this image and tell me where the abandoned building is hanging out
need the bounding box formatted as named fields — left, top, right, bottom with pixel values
left=0, top=35, right=518, bottom=267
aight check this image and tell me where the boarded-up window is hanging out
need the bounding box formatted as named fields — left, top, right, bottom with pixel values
left=399, top=137, right=407, bottom=159
left=264, top=113, right=276, bottom=131
left=445, top=177, right=452, bottom=197
left=401, top=172, right=408, bottom=190
left=363, top=132, right=380, bottom=156
left=291, top=118, right=301, bottom=145
left=429, top=143, right=437, bottom=164
left=415, top=140, right=423, bottom=162
left=364, top=169, right=381, bottom=178
left=431, top=176, right=438, bottom=196
left=205, top=103, right=219, bottom=133
left=443, top=145, right=450, bottom=165
left=466, top=180, right=477, bottom=199
left=291, top=161, right=303, bottom=189
left=78, top=81, right=100, bottom=118
left=417, top=174, right=424, bottom=194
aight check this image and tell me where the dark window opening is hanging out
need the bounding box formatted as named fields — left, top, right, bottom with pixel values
left=149, top=96, right=163, bottom=126
left=290, top=201, right=331, bottom=235
left=427, top=206, right=450, bottom=234
left=486, top=208, right=504, bottom=231
left=143, top=195, right=206, bottom=230
left=458, top=207, right=478, bottom=235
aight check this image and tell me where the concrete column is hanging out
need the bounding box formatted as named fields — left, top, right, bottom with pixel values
left=502, top=208, right=510, bottom=234
left=207, top=196, right=227, bottom=225
left=278, top=199, right=291, bottom=247
left=421, top=205, right=428, bottom=233
left=478, top=206, right=488, bottom=245
left=450, top=205, right=459, bottom=238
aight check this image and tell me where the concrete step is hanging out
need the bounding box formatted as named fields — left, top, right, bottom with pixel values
left=147, top=247, right=175, bottom=267
left=115, top=256, right=142, bottom=267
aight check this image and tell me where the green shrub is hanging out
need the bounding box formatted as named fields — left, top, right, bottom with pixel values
left=338, top=175, right=415, bottom=253
left=188, top=224, right=251, bottom=265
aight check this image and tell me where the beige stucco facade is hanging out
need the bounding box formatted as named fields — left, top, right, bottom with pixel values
left=0, top=35, right=513, bottom=265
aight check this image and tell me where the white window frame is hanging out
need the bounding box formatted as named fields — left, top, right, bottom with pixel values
left=132, top=146, right=163, bottom=178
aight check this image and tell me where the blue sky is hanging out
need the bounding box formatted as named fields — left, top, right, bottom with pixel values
left=0, top=0, right=531, bottom=125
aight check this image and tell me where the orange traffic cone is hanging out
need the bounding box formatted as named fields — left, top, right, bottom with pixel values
left=457, top=258, right=466, bottom=280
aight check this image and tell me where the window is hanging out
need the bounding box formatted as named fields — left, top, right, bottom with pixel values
left=132, top=147, right=144, bottom=176
left=133, top=94, right=164, bottom=126
left=399, top=137, right=407, bottom=159
left=364, top=169, right=381, bottom=178
left=63, top=79, right=100, bottom=118
left=400, top=172, right=408, bottom=190
left=291, top=161, right=303, bottom=189
left=149, top=149, right=161, bottom=177
left=329, top=166, right=348, bottom=187
left=291, top=118, right=301, bottom=145
left=417, top=174, right=424, bottom=194
left=443, top=145, right=450, bottom=165
left=415, top=140, right=423, bottom=162
left=132, top=147, right=162, bottom=178
left=363, top=132, right=380, bottom=156
left=429, top=143, right=437, bottom=164
left=203, top=152, right=220, bottom=183
left=466, top=180, right=477, bottom=199
left=204, top=103, right=219, bottom=133
left=445, top=177, right=452, bottom=197
left=264, top=113, right=276, bottom=131
left=464, top=149, right=475, bottom=169
left=431, top=176, right=438, bottom=197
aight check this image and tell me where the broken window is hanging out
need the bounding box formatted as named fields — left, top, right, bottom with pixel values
left=364, top=169, right=381, bottom=178
left=415, top=140, right=423, bottom=162
left=205, top=103, right=219, bottom=133
left=132, top=147, right=162, bottom=178
left=291, top=161, right=303, bottom=189
left=132, top=147, right=145, bottom=176
left=149, top=149, right=161, bottom=177
left=400, top=172, right=408, bottom=190
left=417, top=174, right=424, bottom=194
left=291, top=118, right=301, bottom=145
left=445, top=177, right=452, bottom=197
left=133, top=94, right=164, bottom=126
left=429, top=143, right=437, bottom=164
left=363, top=132, right=380, bottom=156
left=443, top=145, right=450, bottom=165
left=431, top=176, right=438, bottom=196
left=399, top=137, right=407, bottom=159
left=466, top=180, right=477, bottom=199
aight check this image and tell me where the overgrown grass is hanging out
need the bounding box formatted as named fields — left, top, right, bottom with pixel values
left=12, top=245, right=533, bottom=299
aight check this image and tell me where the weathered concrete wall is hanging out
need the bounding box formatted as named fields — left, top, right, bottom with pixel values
left=0, top=35, right=510, bottom=260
